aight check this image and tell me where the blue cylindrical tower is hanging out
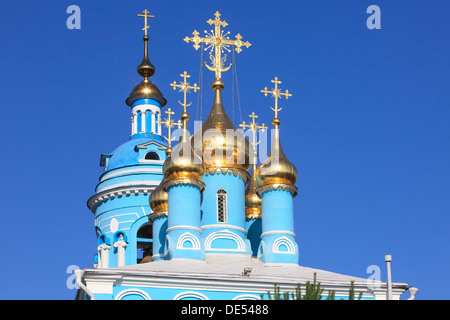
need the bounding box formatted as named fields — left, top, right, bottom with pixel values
left=256, top=117, right=299, bottom=264
left=87, top=31, right=168, bottom=267
left=163, top=113, right=206, bottom=260
left=192, top=80, right=252, bottom=256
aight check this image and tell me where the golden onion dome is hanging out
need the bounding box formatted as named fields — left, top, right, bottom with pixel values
left=191, top=80, right=251, bottom=173
left=126, top=35, right=167, bottom=107
left=245, top=164, right=262, bottom=219
left=163, top=119, right=205, bottom=182
left=149, top=178, right=168, bottom=213
left=256, top=120, right=298, bottom=187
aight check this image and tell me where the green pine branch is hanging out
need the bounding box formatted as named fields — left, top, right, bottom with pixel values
left=262, top=273, right=364, bottom=300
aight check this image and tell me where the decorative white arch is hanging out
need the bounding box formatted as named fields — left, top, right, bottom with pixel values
left=176, top=232, right=201, bottom=250
left=233, top=294, right=261, bottom=300
left=173, top=291, right=209, bottom=300
left=272, top=236, right=296, bottom=254
left=205, top=229, right=246, bottom=252
left=115, top=289, right=151, bottom=300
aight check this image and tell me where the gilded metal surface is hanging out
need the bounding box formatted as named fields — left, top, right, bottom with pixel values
left=126, top=79, right=166, bottom=107
left=239, top=112, right=268, bottom=145
left=170, top=71, right=199, bottom=114
left=261, top=77, right=292, bottom=120
left=191, top=80, right=251, bottom=172
left=155, top=108, right=182, bottom=156
left=256, top=126, right=298, bottom=187
left=184, top=11, right=251, bottom=79
left=163, top=70, right=205, bottom=182
left=126, top=9, right=166, bottom=107
left=256, top=126, right=298, bottom=185
left=245, top=164, right=262, bottom=218
left=256, top=183, right=298, bottom=197
left=240, top=112, right=266, bottom=218
left=257, top=77, right=297, bottom=187
left=137, top=9, right=154, bottom=36
left=163, top=127, right=205, bottom=182
left=148, top=211, right=168, bottom=222
left=149, top=179, right=168, bottom=213
left=239, top=112, right=268, bottom=165
left=163, top=178, right=206, bottom=191
left=205, top=166, right=250, bottom=184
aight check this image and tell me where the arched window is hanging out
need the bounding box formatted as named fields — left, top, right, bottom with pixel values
left=145, top=151, right=160, bottom=160
left=217, top=189, right=227, bottom=223
left=136, top=111, right=142, bottom=133
left=137, top=223, right=153, bottom=263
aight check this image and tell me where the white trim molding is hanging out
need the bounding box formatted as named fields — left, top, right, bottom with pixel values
left=233, top=294, right=261, bottom=300
left=166, top=225, right=203, bottom=234
left=205, top=230, right=246, bottom=252
left=261, top=230, right=296, bottom=238
left=176, top=232, right=201, bottom=250
left=115, top=288, right=152, bottom=300
left=173, top=291, right=209, bottom=300
left=87, top=186, right=156, bottom=213
left=272, top=236, right=296, bottom=254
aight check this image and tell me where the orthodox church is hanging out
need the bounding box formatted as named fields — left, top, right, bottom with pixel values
left=75, top=10, right=414, bottom=300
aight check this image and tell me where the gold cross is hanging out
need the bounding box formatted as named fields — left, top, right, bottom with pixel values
left=137, top=9, right=154, bottom=36
left=184, top=11, right=251, bottom=79
left=170, top=71, right=199, bottom=113
left=155, top=108, right=182, bottom=146
left=239, top=112, right=268, bottom=147
left=261, top=77, right=292, bottom=119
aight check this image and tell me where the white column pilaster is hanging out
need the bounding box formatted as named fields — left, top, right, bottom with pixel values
left=151, top=111, right=156, bottom=133
left=132, top=113, right=138, bottom=135
left=97, top=244, right=111, bottom=269
left=114, top=241, right=128, bottom=267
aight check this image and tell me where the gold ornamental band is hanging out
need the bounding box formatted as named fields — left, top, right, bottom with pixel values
left=148, top=211, right=168, bottom=222
left=256, top=183, right=298, bottom=197
left=163, top=178, right=206, bottom=191
left=205, top=166, right=250, bottom=184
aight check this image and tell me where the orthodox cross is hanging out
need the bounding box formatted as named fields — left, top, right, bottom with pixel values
left=240, top=112, right=267, bottom=162
left=261, top=77, right=292, bottom=120
left=137, top=9, right=154, bottom=36
left=170, top=71, right=199, bottom=113
left=184, top=11, right=251, bottom=79
left=155, top=108, right=182, bottom=154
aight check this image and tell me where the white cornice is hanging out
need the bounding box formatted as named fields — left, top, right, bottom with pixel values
left=96, top=180, right=161, bottom=193
left=100, top=168, right=163, bottom=182
left=87, top=185, right=156, bottom=213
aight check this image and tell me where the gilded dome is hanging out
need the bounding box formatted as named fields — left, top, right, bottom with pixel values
left=256, top=123, right=298, bottom=187
left=126, top=35, right=167, bottom=107
left=191, top=80, right=251, bottom=172
left=245, top=164, right=262, bottom=219
left=126, top=79, right=167, bottom=107
left=163, top=127, right=205, bottom=181
left=149, top=178, right=168, bottom=213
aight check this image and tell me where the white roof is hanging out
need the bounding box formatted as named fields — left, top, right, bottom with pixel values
left=85, top=253, right=408, bottom=291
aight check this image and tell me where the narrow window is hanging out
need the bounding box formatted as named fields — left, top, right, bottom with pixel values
left=217, top=189, right=227, bottom=223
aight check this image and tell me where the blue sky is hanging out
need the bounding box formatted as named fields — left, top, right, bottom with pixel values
left=0, top=1, right=448, bottom=299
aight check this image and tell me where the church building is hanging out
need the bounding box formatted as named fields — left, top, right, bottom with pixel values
left=75, top=10, right=415, bottom=300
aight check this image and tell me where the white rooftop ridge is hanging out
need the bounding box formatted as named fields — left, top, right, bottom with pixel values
left=81, top=253, right=409, bottom=299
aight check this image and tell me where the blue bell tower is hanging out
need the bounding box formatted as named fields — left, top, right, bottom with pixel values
left=87, top=25, right=168, bottom=268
